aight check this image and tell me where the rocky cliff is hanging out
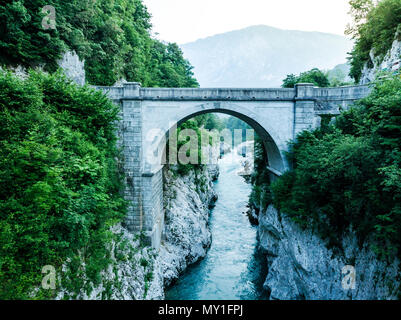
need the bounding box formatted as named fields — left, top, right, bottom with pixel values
left=5, top=50, right=86, bottom=85
left=56, top=163, right=218, bottom=300
left=258, top=205, right=401, bottom=300
left=159, top=164, right=219, bottom=288
left=360, top=34, right=401, bottom=84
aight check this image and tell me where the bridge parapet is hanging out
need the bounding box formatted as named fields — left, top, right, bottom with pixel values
left=96, top=83, right=371, bottom=105
left=314, top=84, right=371, bottom=100
left=97, top=83, right=296, bottom=101
left=95, top=85, right=124, bottom=100
left=137, top=87, right=296, bottom=101
left=313, top=84, right=372, bottom=115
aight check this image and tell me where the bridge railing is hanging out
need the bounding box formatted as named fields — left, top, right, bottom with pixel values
left=313, top=84, right=372, bottom=101
left=137, top=87, right=296, bottom=101
left=94, top=83, right=372, bottom=105
left=95, top=84, right=298, bottom=101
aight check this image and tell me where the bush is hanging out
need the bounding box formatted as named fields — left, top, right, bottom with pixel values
left=0, top=0, right=198, bottom=87
left=282, top=68, right=331, bottom=88
left=347, top=0, right=401, bottom=82
left=0, top=70, right=126, bottom=299
left=271, top=76, right=401, bottom=257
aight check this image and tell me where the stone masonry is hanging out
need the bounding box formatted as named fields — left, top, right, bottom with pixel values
left=96, top=82, right=371, bottom=249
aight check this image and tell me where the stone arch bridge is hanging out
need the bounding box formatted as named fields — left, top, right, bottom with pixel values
left=96, top=83, right=371, bottom=249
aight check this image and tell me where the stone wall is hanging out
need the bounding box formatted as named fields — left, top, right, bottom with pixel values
left=142, top=169, right=164, bottom=248
left=120, top=98, right=144, bottom=233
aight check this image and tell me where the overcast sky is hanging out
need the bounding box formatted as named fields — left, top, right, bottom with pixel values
left=142, top=0, right=352, bottom=44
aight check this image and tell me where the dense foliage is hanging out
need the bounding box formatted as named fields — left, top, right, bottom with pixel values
left=249, top=136, right=272, bottom=215
left=0, top=0, right=198, bottom=87
left=194, top=114, right=225, bottom=132
left=282, top=68, right=331, bottom=88
left=326, top=63, right=354, bottom=87
left=271, top=76, right=401, bottom=257
left=347, top=0, right=401, bottom=82
left=0, top=70, right=126, bottom=299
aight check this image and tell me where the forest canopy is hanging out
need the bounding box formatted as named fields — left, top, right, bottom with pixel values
left=271, top=75, right=401, bottom=257
left=347, top=0, right=401, bottom=82
left=0, top=0, right=198, bottom=87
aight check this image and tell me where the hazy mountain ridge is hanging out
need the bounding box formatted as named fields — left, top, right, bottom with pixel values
left=180, top=25, right=353, bottom=88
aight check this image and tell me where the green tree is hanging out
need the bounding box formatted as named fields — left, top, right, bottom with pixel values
left=0, top=70, right=126, bottom=299
left=345, top=0, right=376, bottom=38
left=347, top=0, right=401, bottom=82
left=271, top=75, right=401, bottom=257
left=0, top=0, right=198, bottom=87
left=282, top=68, right=331, bottom=88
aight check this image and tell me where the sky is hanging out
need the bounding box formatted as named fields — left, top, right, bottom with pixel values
left=142, top=0, right=353, bottom=44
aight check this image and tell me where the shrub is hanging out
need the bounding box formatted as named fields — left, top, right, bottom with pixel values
left=347, top=0, right=401, bottom=82
left=271, top=76, right=401, bottom=257
left=0, top=70, right=126, bottom=299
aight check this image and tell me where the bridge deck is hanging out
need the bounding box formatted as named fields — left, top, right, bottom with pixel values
left=96, top=83, right=371, bottom=103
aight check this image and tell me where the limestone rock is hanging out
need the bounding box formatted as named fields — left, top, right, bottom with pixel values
left=360, top=36, right=401, bottom=84
left=258, top=205, right=400, bottom=300
left=160, top=164, right=218, bottom=287
left=58, top=51, right=86, bottom=86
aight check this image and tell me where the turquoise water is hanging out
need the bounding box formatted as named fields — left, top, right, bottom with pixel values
left=165, top=150, right=268, bottom=300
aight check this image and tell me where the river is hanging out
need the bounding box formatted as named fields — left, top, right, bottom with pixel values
left=165, top=148, right=268, bottom=300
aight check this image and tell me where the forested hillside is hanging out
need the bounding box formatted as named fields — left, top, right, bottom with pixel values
left=250, top=0, right=401, bottom=260
left=347, top=0, right=401, bottom=82
left=271, top=76, right=401, bottom=257
left=0, top=0, right=199, bottom=299
left=0, top=0, right=198, bottom=87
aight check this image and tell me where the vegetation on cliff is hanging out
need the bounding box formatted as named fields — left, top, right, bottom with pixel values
left=0, top=0, right=200, bottom=299
left=254, top=0, right=401, bottom=258
left=0, top=0, right=198, bottom=87
left=271, top=76, right=401, bottom=257
left=0, top=71, right=126, bottom=299
left=347, top=0, right=401, bottom=82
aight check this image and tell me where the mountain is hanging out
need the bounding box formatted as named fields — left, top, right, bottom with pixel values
left=180, top=25, right=353, bottom=88
left=327, top=63, right=353, bottom=85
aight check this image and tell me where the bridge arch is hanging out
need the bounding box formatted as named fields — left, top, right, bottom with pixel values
left=144, top=102, right=286, bottom=175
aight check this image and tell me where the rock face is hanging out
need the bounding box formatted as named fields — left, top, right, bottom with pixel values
left=360, top=35, right=401, bottom=84
left=258, top=205, right=400, bottom=300
left=5, top=51, right=86, bottom=86
left=56, top=163, right=218, bottom=300
left=56, top=223, right=164, bottom=300
left=160, top=164, right=219, bottom=287
left=58, top=51, right=86, bottom=86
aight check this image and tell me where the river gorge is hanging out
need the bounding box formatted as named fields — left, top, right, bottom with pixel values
left=166, top=148, right=268, bottom=300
